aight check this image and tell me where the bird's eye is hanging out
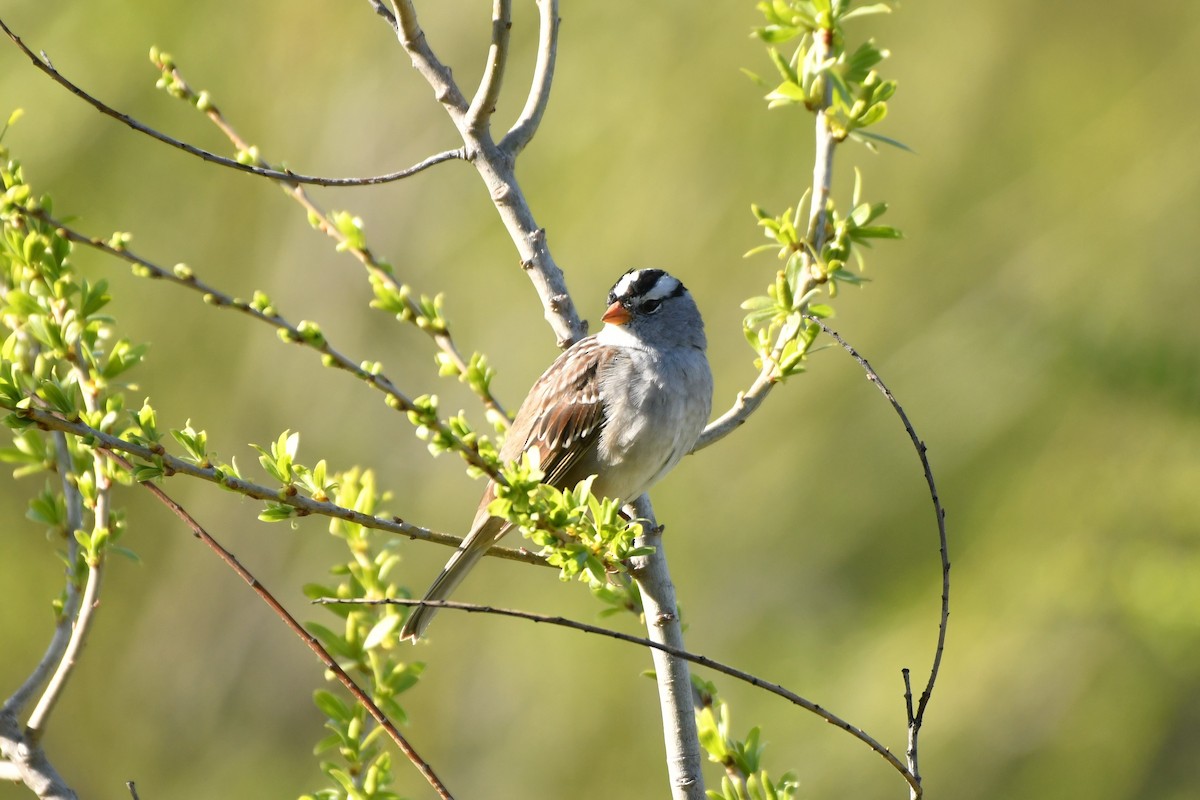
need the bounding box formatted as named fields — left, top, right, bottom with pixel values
left=642, top=298, right=663, bottom=314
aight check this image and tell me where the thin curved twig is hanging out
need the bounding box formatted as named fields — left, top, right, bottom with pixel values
left=117, top=454, right=455, bottom=800
left=0, top=16, right=465, bottom=187
left=14, top=406, right=546, bottom=568
left=500, top=0, right=559, bottom=155
left=24, top=325, right=118, bottom=741
left=319, top=596, right=922, bottom=796
left=0, top=433, right=85, bottom=720
left=24, top=561, right=102, bottom=742
left=802, top=314, right=949, bottom=797
left=0, top=431, right=84, bottom=799
left=466, top=0, right=512, bottom=136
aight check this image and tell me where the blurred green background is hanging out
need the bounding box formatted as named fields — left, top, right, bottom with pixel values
left=2, top=1, right=1198, bottom=798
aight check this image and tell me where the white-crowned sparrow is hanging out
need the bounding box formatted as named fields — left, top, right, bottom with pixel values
left=399, top=268, right=713, bottom=641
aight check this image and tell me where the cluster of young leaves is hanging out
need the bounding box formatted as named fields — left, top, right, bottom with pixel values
left=118, top=402, right=349, bottom=531
left=740, top=0, right=902, bottom=379
left=301, top=468, right=422, bottom=800
left=366, top=269, right=447, bottom=336
left=755, top=0, right=898, bottom=146
left=489, top=452, right=650, bottom=615
left=370, top=270, right=507, bottom=432
left=249, top=430, right=340, bottom=522
left=742, top=169, right=899, bottom=377
left=402, top=392, right=500, bottom=477
left=694, top=678, right=798, bottom=800
left=0, top=130, right=139, bottom=571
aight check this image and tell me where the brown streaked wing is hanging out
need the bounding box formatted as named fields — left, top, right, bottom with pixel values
left=500, top=338, right=612, bottom=488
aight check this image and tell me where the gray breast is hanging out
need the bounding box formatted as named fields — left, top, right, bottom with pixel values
left=592, top=346, right=712, bottom=502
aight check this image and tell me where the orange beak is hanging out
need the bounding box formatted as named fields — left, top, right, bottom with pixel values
left=602, top=301, right=631, bottom=325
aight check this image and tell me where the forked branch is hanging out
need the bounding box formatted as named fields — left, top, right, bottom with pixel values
left=378, top=0, right=584, bottom=345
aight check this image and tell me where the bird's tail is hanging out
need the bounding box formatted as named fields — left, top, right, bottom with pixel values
left=399, top=517, right=502, bottom=642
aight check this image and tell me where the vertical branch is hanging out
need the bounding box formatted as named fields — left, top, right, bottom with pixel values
left=903, top=668, right=920, bottom=798
left=24, top=337, right=114, bottom=739
left=0, top=434, right=84, bottom=720
left=0, top=432, right=84, bottom=799
left=501, top=0, right=559, bottom=155
left=466, top=0, right=512, bottom=136
left=804, top=28, right=836, bottom=249
left=629, top=495, right=706, bottom=800
left=695, top=26, right=838, bottom=453
left=24, top=560, right=103, bottom=742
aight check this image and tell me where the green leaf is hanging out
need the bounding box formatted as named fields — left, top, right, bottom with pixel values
left=851, top=225, right=903, bottom=240
left=841, top=3, right=893, bottom=21
left=109, top=545, right=141, bottom=563
left=855, top=101, right=888, bottom=128
left=100, top=339, right=148, bottom=380
left=36, top=380, right=78, bottom=415
left=755, top=25, right=805, bottom=44
left=2, top=289, right=41, bottom=317
left=766, top=46, right=798, bottom=85
left=362, top=614, right=401, bottom=650
left=843, top=41, right=886, bottom=85
left=258, top=502, right=296, bottom=522
left=740, top=67, right=768, bottom=88
left=740, top=295, right=777, bottom=312
left=171, top=421, right=208, bottom=462
left=847, top=128, right=914, bottom=153
left=313, top=689, right=353, bottom=722
left=26, top=483, right=65, bottom=528
left=743, top=243, right=780, bottom=259
left=849, top=201, right=885, bottom=227
left=132, top=463, right=164, bottom=482
left=312, top=732, right=342, bottom=756
left=765, top=80, right=809, bottom=106
left=326, top=766, right=357, bottom=794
